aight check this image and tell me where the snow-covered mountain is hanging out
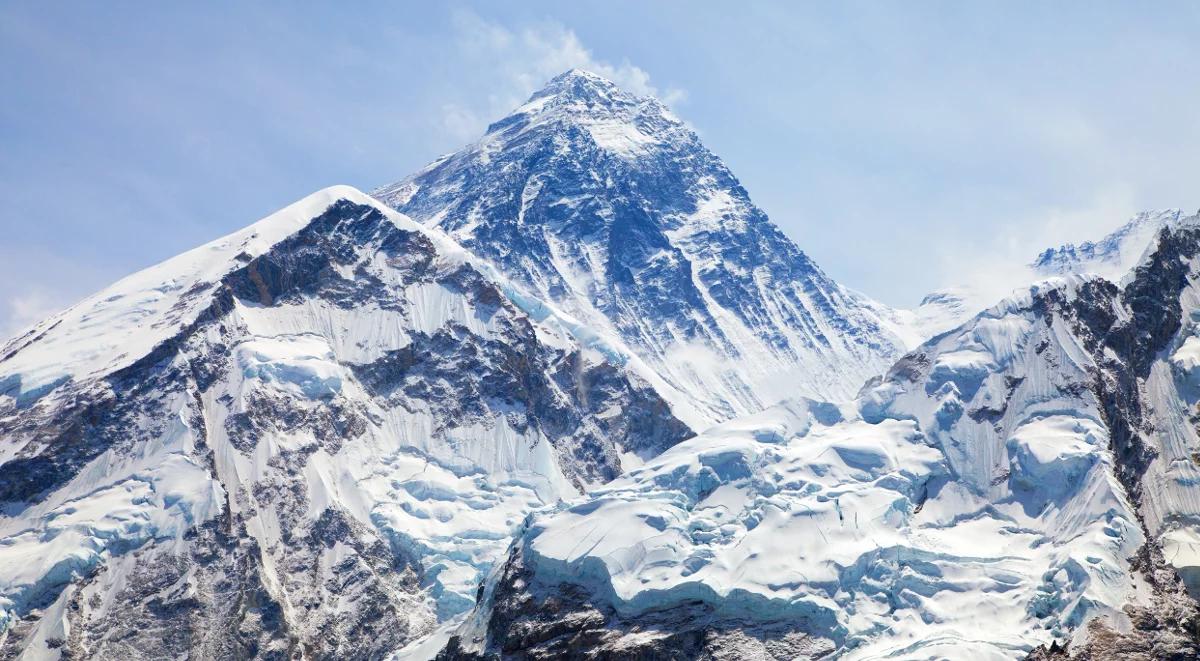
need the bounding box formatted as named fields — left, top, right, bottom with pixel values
left=437, top=216, right=1200, bottom=659
left=4, top=66, right=1200, bottom=661
left=375, top=69, right=910, bottom=425
left=0, top=187, right=692, bottom=657
left=0, top=70, right=917, bottom=660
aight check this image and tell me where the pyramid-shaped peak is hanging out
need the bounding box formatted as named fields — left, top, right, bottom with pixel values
left=536, top=69, right=628, bottom=98
left=483, top=69, right=674, bottom=136
left=552, top=68, right=616, bottom=85
left=520, top=68, right=654, bottom=113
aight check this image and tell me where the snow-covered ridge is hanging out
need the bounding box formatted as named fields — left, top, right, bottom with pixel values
left=2, top=186, right=370, bottom=394
left=1, top=186, right=512, bottom=395
left=899, top=208, right=1200, bottom=340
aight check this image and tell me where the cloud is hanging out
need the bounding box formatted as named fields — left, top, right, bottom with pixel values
left=437, top=102, right=487, bottom=143
left=1, top=287, right=72, bottom=341
left=447, top=10, right=686, bottom=134
left=0, top=246, right=111, bottom=343
left=930, top=186, right=1142, bottom=308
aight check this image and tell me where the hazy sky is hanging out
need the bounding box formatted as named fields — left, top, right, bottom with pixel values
left=4, top=2, right=1200, bottom=338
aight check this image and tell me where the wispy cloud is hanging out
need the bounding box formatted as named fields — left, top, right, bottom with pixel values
left=439, top=10, right=686, bottom=141
left=0, top=244, right=116, bottom=342
left=2, top=288, right=69, bottom=340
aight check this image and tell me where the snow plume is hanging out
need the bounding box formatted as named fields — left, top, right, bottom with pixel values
left=441, top=9, right=686, bottom=141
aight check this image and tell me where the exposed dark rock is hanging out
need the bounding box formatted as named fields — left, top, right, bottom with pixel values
left=436, top=546, right=835, bottom=661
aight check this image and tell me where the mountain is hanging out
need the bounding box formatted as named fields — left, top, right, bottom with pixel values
left=375, top=69, right=910, bottom=425
left=0, top=70, right=915, bottom=660
left=6, top=66, right=1200, bottom=660
left=0, top=187, right=691, bottom=657
left=438, top=215, right=1200, bottom=659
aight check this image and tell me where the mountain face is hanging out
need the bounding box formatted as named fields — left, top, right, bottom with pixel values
left=437, top=218, right=1200, bottom=659
left=0, top=187, right=690, bottom=657
left=376, top=69, right=909, bottom=425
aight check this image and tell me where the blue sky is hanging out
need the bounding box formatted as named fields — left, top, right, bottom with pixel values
left=3, top=2, right=1200, bottom=337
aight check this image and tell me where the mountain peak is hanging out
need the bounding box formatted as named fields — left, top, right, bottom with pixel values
left=484, top=69, right=667, bottom=137
left=533, top=68, right=633, bottom=103
left=377, top=68, right=909, bottom=424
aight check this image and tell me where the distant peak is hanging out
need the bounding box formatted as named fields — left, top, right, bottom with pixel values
left=1029, top=208, right=1185, bottom=276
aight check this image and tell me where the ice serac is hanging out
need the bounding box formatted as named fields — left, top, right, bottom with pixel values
left=375, top=69, right=910, bottom=425
left=440, top=218, right=1200, bottom=659
left=0, top=186, right=691, bottom=658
